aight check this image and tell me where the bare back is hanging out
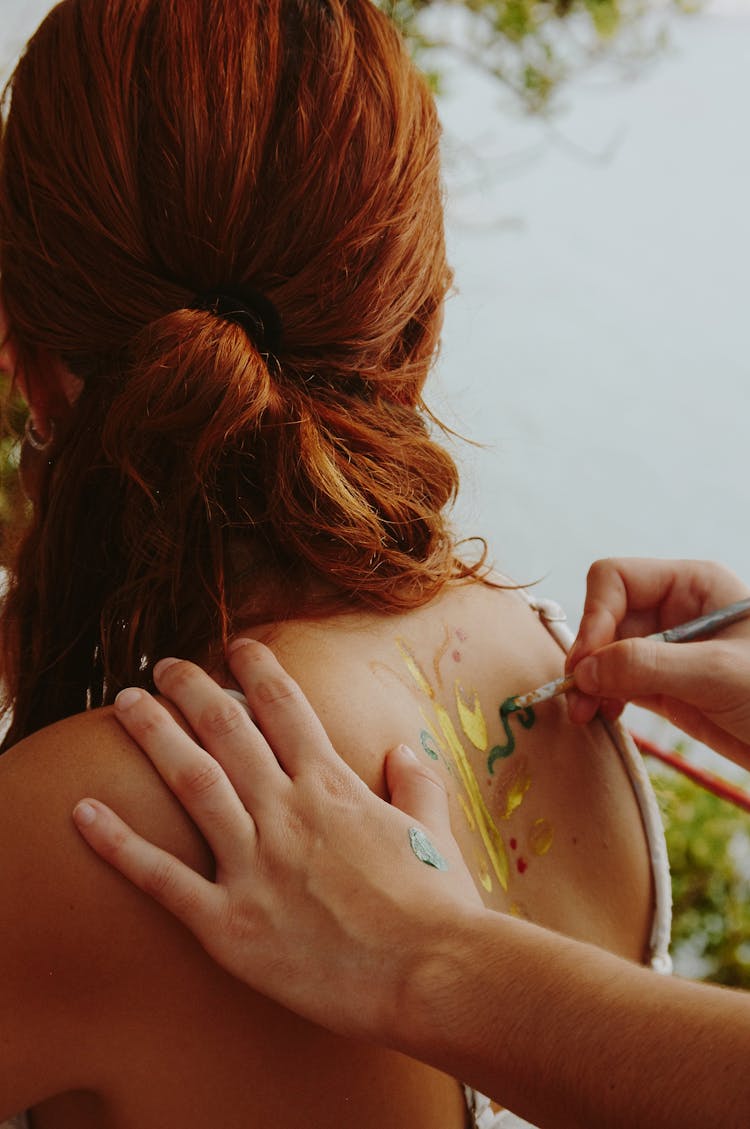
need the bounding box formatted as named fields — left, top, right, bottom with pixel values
left=0, top=580, right=652, bottom=1128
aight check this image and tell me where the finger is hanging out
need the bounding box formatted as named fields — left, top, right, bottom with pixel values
left=573, top=636, right=738, bottom=710
left=384, top=744, right=453, bottom=837
left=566, top=688, right=599, bottom=726
left=227, top=639, right=345, bottom=779
left=114, top=685, right=261, bottom=868
left=73, top=798, right=223, bottom=936
left=570, top=558, right=750, bottom=669
left=599, top=697, right=626, bottom=723
left=568, top=558, right=660, bottom=667
left=150, top=658, right=289, bottom=807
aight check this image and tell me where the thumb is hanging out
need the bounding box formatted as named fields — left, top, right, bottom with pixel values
left=574, top=636, right=728, bottom=708
left=384, top=745, right=452, bottom=837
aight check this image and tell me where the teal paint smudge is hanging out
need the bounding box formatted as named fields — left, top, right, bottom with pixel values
left=487, top=697, right=536, bottom=774
left=420, top=729, right=440, bottom=760
left=408, top=827, right=449, bottom=871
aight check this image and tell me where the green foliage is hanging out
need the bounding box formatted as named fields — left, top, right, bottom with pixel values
left=377, top=0, right=695, bottom=111
left=652, top=766, right=750, bottom=989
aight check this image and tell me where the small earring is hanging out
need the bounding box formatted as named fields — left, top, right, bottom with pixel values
left=24, top=416, right=55, bottom=452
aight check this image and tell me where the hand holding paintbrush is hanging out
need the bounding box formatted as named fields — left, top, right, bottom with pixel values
left=512, top=559, right=750, bottom=771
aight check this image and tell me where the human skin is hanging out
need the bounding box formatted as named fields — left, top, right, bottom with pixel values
left=1, top=574, right=658, bottom=1126
left=73, top=558, right=750, bottom=1128
left=566, top=557, right=750, bottom=770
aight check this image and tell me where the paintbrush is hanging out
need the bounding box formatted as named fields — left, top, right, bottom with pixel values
left=503, top=597, right=750, bottom=713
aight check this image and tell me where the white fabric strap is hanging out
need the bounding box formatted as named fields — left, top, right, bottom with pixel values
left=523, top=591, right=673, bottom=974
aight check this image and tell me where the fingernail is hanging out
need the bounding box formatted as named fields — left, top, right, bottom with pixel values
left=153, top=657, right=180, bottom=681
left=227, top=637, right=255, bottom=654
left=398, top=744, right=418, bottom=761
left=115, top=687, right=143, bottom=711
left=73, top=800, right=97, bottom=827
left=574, top=656, right=599, bottom=693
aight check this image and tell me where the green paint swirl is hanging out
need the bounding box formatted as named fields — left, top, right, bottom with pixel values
left=487, top=697, right=536, bottom=774
left=420, top=729, right=440, bottom=760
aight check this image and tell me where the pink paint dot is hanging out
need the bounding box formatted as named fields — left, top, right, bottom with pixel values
left=451, top=649, right=462, bottom=662
left=456, top=628, right=468, bottom=642
left=516, top=857, right=528, bottom=875
left=509, top=837, right=517, bottom=851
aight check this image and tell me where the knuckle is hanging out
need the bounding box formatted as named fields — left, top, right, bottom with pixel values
left=586, top=558, right=610, bottom=583
left=157, top=659, right=200, bottom=695
left=613, top=636, right=644, bottom=673
left=607, top=637, right=658, bottom=688
left=99, top=820, right=131, bottom=862
left=124, top=707, right=168, bottom=743
left=197, top=699, right=247, bottom=739
left=173, top=758, right=225, bottom=801
left=585, top=558, right=620, bottom=591
left=219, top=897, right=261, bottom=947
left=142, top=856, right=179, bottom=901
left=281, top=806, right=309, bottom=840
left=710, top=641, right=742, bottom=681
left=413, top=760, right=448, bottom=794
left=317, top=768, right=363, bottom=806
left=256, top=673, right=303, bottom=708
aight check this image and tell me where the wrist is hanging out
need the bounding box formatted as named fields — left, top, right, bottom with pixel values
left=386, top=901, right=491, bottom=1064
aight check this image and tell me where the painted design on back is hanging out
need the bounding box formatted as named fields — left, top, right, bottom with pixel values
left=395, top=629, right=555, bottom=892
left=487, top=697, right=537, bottom=774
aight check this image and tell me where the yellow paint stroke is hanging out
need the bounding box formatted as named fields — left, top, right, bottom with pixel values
left=395, top=638, right=434, bottom=699
left=398, top=636, right=508, bottom=892
left=369, top=660, right=427, bottom=700
left=476, top=854, right=493, bottom=893
left=529, top=817, right=554, bottom=857
left=458, top=793, right=476, bottom=832
left=435, top=704, right=509, bottom=891
left=455, top=681, right=488, bottom=752
left=432, top=623, right=452, bottom=693
left=497, top=759, right=533, bottom=820
left=419, top=708, right=444, bottom=750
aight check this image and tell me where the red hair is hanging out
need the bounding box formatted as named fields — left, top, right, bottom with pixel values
left=0, top=0, right=485, bottom=745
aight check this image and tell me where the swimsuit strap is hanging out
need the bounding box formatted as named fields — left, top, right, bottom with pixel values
left=521, top=590, right=673, bottom=974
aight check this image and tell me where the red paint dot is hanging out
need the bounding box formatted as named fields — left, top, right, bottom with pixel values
left=509, top=837, right=517, bottom=851
left=517, top=857, right=528, bottom=874
left=456, top=628, right=468, bottom=642
left=451, top=649, right=462, bottom=662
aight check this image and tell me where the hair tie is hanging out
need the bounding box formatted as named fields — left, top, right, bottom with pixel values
left=194, top=290, right=282, bottom=359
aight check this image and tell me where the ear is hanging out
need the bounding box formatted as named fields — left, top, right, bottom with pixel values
left=0, top=298, right=84, bottom=439
left=25, top=358, right=84, bottom=443
left=0, top=299, right=20, bottom=378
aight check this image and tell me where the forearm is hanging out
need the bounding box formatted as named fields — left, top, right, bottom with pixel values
left=395, top=908, right=750, bottom=1129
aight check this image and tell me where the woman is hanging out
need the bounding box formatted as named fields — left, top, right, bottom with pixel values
left=0, top=2, right=668, bottom=1126
left=69, top=557, right=750, bottom=1129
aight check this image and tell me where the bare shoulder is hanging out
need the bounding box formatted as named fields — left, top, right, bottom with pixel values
left=0, top=709, right=213, bottom=1110
left=0, top=706, right=211, bottom=876
left=256, top=580, right=653, bottom=961
left=252, top=579, right=565, bottom=792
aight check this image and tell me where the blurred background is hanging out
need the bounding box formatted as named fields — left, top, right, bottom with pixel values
left=1, top=0, right=748, bottom=983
